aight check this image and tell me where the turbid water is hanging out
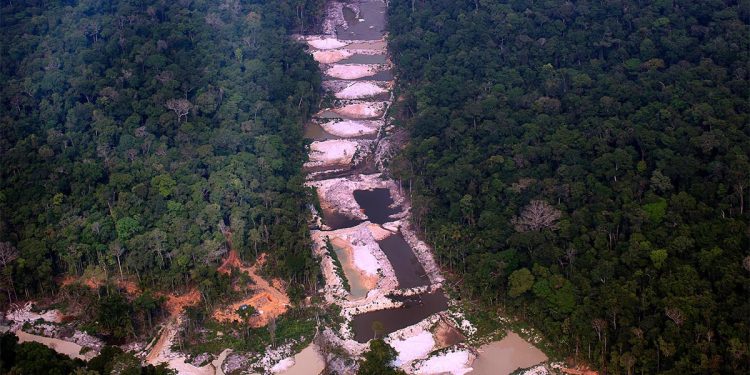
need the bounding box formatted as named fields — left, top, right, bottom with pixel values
left=324, top=70, right=393, bottom=82
left=304, top=121, right=338, bottom=141
left=298, top=2, right=547, bottom=373
left=333, top=243, right=370, bottom=299
left=15, top=330, right=96, bottom=361
left=278, top=344, right=325, bottom=375
left=469, top=331, right=548, bottom=375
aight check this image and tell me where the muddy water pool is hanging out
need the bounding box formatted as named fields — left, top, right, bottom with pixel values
left=351, top=291, right=448, bottom=343
left=332, top=242, right=370, bottom=299
left=469, top=331, right=548, bottom=375
left=304, top=122, right=338, bottom=140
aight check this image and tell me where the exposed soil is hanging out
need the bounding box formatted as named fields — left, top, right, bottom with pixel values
left=213, top=251, right=291, bottom=327
left=164, top=288, right=202, bottom=316
left=432, top=318, right=465, bottom=349
left=59, top=274, right=141, bottom=298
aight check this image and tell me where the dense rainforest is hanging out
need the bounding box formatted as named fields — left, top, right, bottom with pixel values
left=388, top=0, right=749, bottom=373
left=0, top=0, right=325, bottom=332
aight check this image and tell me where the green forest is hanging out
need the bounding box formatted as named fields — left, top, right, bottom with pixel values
left=388, top=0, right=749, bottom=373
left=0, top=0, right=325, bottom=333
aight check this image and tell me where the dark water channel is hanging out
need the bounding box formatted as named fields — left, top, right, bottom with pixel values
left=351, top=291, right=448, bottom=343
left=353, top=188, right=400, bottom=224
left=377, top=233, right=428, bottom=289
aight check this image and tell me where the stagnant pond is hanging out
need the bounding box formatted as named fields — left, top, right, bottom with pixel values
left=351, top=291, right=448, bottom=343
left=304, top=121, right=338, bottom=141
left=377, top=233, right=428, bottom=289
left=332, top=242, right=370, bottom=299
left=469, top=331, right=548, bottom=375
left=353, top=188, right=400, bottom=224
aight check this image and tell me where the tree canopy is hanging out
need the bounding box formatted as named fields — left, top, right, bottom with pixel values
left=388, top=0, right=750, bottom=373
left=0, top=0, right=324, bottom=307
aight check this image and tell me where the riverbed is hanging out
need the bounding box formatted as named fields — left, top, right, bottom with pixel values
left=299, top=1, right=549, bottom=374
left=300, top=0, right=459, bottom=371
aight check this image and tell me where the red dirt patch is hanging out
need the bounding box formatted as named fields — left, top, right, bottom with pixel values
left=432, top=318, right=465, bottom=349
left=59, top=275, right=141, bottom=297
left=164, top=288, right=201, bottom=316
left=213, top=251, right=290, bottom=327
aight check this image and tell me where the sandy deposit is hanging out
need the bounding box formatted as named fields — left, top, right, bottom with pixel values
left=433, top=318, right=466, bottom=349
left=320, top=119, right=381, bottom=138
left=390, top=329, right=435, bottom=366
left=326, top=64, right=384, bottom=80
left=298, top=2, right=505, bottom=374
left=320, top=1, right=346, bottom=35
left=368, top=223, right=396, bottom=240
left=328, top=101, right=387, bottom=119
left=400, top=220, right=446, bottom=285
left=345, top=40, right=387, bottom=51
left=333, top=82, right=389, bottom=99
left=305, top=139, right=359, bottom=168
left=4, top=303, right=62, bottom=329
left=340, top=236, right=379, bottom=277
left=312, top=222, right=399, bottom=296
left=307, top=174, right=400, bottom=221
left=313, top=50, right=353, bottom=64
left=521, top=365, right=551, bottom=375
left=307, top=38, right=349, bottom=50
left=146, top=317, right=217, bottom=375
left=330, top=237, right=379, bottom=292
left=414, top=349, right=475, bottom=375
left=271, top=357, right=295, bottom=373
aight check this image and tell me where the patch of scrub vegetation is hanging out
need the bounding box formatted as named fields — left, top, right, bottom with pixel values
left=325, top=236, right=351, bottom=293
left=179, top=306, right=318, bottom=357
